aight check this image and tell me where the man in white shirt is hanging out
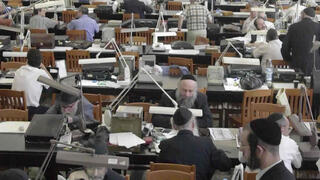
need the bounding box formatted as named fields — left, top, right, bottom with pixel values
left=267, top=113, right=302, bottom=174
left=12, top=49, right=52, bottom=120
left=242, top=10, right=257, bottom=34
left=253, top=28, right=283, bottom=69
left=29, top=8, right=58, bottom=31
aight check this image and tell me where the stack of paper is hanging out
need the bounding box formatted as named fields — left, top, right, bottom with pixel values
left=209, top=128, right=235, bottom=140
left=109, top=132, right=145, bottom=149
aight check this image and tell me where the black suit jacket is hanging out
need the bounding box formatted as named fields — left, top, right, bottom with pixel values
left=151, top=90, right=213, bottom=128
left=158, top=130, right=232, bottom=180
left=260, top=161, right=295, bottom=180
left=281, top=18, right=320, bottom=75
left=123, top=0, right=152, bottom=19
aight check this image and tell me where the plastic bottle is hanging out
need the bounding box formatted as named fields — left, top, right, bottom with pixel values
left=265, top=59, right=273, bottom=88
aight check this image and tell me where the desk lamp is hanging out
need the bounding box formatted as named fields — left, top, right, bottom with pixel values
left=155, top=3, right=166, bottom=32
left=250, top=0, right=275, bottom=12
left=152, top=31, right=177, bottom=51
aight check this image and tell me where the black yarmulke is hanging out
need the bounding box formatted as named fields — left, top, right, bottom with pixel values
left=181, top=74, right=197, bottom=81
left=250, top=118, right=281, bottom=146
left=267, top=113, right=283, bottom=123
left=303, top=7, right=315, bottom=17
left=173, top=107, right=192, bottom=126
left=0, top=169, right=28, bottom=180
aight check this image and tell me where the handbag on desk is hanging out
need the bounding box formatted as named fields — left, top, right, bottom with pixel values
left=239, top=73, right=263, bottom=90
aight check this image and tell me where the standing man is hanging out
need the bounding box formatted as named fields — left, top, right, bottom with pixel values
left=178, top=0, right=212, bottom=44
left=29, top=8, right=58, bottom=32
left=67, top=6, right=99, bottom=42
left=123, top=0, right=153, bottom=19
left=239, top=118, right=295, bottom=180
left=281, top=7, right=320, bottom=75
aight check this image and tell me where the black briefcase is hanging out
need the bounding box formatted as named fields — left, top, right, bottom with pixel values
left=25, top=114, right=65, bottom=145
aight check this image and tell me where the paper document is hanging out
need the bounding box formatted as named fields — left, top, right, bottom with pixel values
left=55, top=60, right=67, bottom=79
left=0, top=78, right=14, bottom=84
left=222, top=57, right=260, bottom=66
left=169, top=49, right=199, bottom=55
left=209, top=128, right=235, bottom=140
left=0, top=121, right=30, bottom=133
left=109, top=132, right=145, bottom=149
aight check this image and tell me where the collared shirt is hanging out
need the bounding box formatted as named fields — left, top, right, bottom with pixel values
left=12, top=65, right=50, bottom=107
left=181, top=3, right=212, bottom=31
left=253, top=39, right=283, bottom=68
left=279, top=135, right=302, bottom=173
left=256, top=160, right=282, bottom=180
left=29, top=15, right=58, bottom=31
left=67, top=15, right=99, bottom=42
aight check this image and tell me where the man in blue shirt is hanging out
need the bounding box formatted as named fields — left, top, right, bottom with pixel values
left=67, top=6, right=99, bottom=42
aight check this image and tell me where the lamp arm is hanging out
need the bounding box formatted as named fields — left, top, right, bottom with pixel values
left=229, top=41, right=243, bottom=58
left=216, top=42, right=230, bottom=66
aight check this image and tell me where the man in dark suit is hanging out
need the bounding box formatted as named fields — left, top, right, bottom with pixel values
left=151, top=74, right=213, bottom=129
left=158, top=107, right=232, bottom=180
left=240, top=118, right=295, bottom=180
left=281, top=7, right=320, bottom=76
left=123, top=0, right=152, bottom=19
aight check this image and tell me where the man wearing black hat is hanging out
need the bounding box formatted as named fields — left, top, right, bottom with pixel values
left=158, top=107, right=232, bottom=180
left=281, top=7, right=320, bottom=76
left=152, top=74, right=212, bottom=129
left=46, top=92, right=99, bottom=130
left=240, top=118, right=295, bottom=180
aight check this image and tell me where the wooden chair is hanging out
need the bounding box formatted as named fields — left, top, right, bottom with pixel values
left=164, top=31, right=185, bottom=44
left=40, top=51, right=55, bottom=67
left=167, top=1, right=182, bottom=10
left=101, top=95, right=116, bottom=107
left=12, top=47, right=29, bottom=63
left=168, top=57, right=194, bottom=75
left=125, top=36, right=147, bottom=45
left=30, top=29, right=46, bottom=34
left=66, top=30, right=87, bottom=41
left=211, top=52, right=236, bottom=65
left=0, top=109, right=28, bottom=121
left=227, top=89, right=273, bottom=127
left=244, top=171, right=257, bottom=180
left=65, top=50, right=90, bottom=72
left=0, top=89, right=27, bottom=110
left=285, top=88, right=313, bottom=119
left=136, top=28, right=154, bottom=45
left=146, top=170, right=194, bottom=180
left=150, top=162, right=196, bottom=176
left=8, top=0, right=22, bottom=7
left=125, top=102, right=157, bottom=123
left=271, top=59, right=290, bottom=69
left=123, top=13, right=140, bottom=21
left=121, top=51, right=140, bottom=69
left=81, top=4, right=97, bottom=8
left=194, top=36, right=209, bottom=45
left=197, top=67, right=207, bottom=76
left=0, top=62, right=26, bottom=71
left=250, top=103, right=286, bottom=120
left=62, top=10, right=78, bottom=23
left=84, top=93, right=102, bottom=122
left=92, top=1, right=107, bottom=5
left=115, top=27, right=130, bottom=44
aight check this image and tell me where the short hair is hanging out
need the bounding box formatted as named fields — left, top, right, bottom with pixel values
left=266, top=29, right=278, bottom=42
left=171, top=115, right=195, bottom=131
left=27, top=49, right=42, bottom=67
left=79, top=6, right=88, bottom=15
left=33, top=8, right=41, bottom=15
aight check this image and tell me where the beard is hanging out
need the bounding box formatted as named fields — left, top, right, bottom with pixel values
left=175, top=90, right=197, bottom=108
left=247, top=149, right=261, bottom=170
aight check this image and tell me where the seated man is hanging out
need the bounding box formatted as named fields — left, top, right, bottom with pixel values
left=248, top=12, right=275, bottom=32
left=244, top=17, right=274, bottom=44
left=123, top=0, right=152, bottom=18
left=267, top=113, right=302, bottom=174
left=253, top=28, right=283, bottom=69
left=46, top=92, right=99, bottom=130
left=158, top=107, right=232, bottom=180
left=242, top=10, right=257, bottom=34
left=151, top=75, right=213, bottom=129
left=29, top=8, right=58, bottom=31
left=12, top=49, right=52, bottom=120
left=67, top=6, right=99, bottom=42
left=0, top=3, right=13, bottom=26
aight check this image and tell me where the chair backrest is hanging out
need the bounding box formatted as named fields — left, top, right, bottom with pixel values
left=250, top=103, right=286, bottom=120
left=121, top=51, right=140, bottom=69
left=197, top=67, right=207, bottom=76
left=136, top=28, right=154, bottom=45
left=241, top=89, right=273, bottom=125
left=92, top=1, right=107, bottom=5
left=167, top=1, right=182, bottom=10
left=211, top=52, right=236, bottom=65
left=82, top=4, right=97, bottom=8
left=123, top=13, right=140, bottom=21
left=8, top=0, right=22, bottom=7
left=30, top=29, right=47, bottom=34
left=115, top=27, right=130, bottom=44
left=66, top=30, right=87, bottom=41
left=271, top=59, right=289, bottom=69
left=12, top=46, right=29, bottom=63
left=150, top=162, right=196, bottom=175
left=62, top=10, right=78, bottom=23
left=244, top=171, right=257, bottom=180
left=84, top=93, right=102, bottom=122
left=198, top=88, right=207, bottom=94
left=146, top=170, right=194, bottom=180
left=0, top=62, right=26, bottom=71
left=0, top=109, right=28, bottom=121
left=168, top=57, right=194, bottom=74
left=285, top=88, right=313, bottom=119
left=0, top=89, right=27, bottom=110
left=125, top=36, right=147, bottom=46
left=40, top=51, right=55, bottom=67
left=65, top=50, right=90, bottom=72
left=164, top=31, right=185, bottom=44
left=125, top=102, right=156, bottom=123
left=194, top=36, right=209, bottom=45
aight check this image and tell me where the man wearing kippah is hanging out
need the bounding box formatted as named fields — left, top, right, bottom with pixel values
left=159, top=107, right=232, bottom=180
left=151, top=74, right=213, bottom=129
left=239, top=118, right=295, bottom=180
left=281, top=7, right=320, bottom=76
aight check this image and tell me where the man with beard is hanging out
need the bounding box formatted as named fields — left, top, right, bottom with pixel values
left=240, top=118, right=295, bottom=180
left=158, top=107, right=231, bottom=180
left=151, top=74, right=212, bottom=129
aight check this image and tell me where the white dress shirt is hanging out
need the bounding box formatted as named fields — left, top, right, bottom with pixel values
left=12, top=65, right=50, bottom=107
left=242, top=17, right=254, bottom=34
left=279, top=135, right=302, bottom=173
left=253, top=39, right=283, bottom=68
